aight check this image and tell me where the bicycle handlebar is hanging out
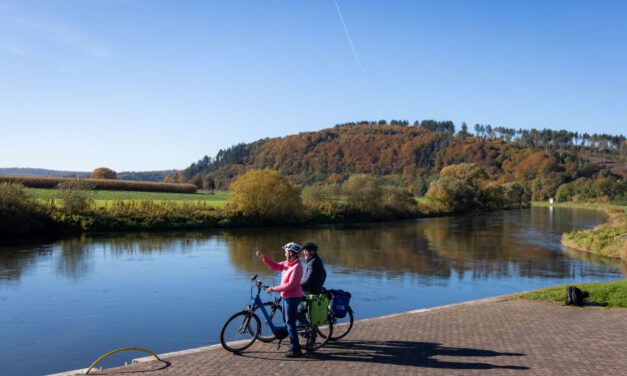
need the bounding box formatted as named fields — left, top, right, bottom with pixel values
left=250, top=275, right=274, bottom=294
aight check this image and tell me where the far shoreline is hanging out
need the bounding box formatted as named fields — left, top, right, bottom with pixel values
left=1, top=202, right=620, bottom=244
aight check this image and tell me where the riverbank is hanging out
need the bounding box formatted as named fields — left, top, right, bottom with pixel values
left=532, top=202, right=627, bottom=261
left=54, top=294, right=627, bottom=376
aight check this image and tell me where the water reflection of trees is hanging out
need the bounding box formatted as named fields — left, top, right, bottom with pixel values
left=0, top=232, right=217, bottom=281
left=219, top=209, right=624, bottom=281
left=0, top=208, right=623, bottom=282
left=0, top=244, right=53, bottom=281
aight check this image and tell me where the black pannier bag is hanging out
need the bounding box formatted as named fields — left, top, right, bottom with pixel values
left=565, top=286, right=589, bottom=306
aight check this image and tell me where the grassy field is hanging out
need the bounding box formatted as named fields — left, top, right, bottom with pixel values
left=26, top=188, right=229, bottom=207
left=519, top=280, right=627, bottom=308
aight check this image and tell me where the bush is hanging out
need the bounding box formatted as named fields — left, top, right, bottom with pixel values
left=0, top=183, right=51, bottom=234
left=302, top=184, right=343, bottom=216
left=228, top=169, right=303, bottom=222
left=342, top=174, right=384, bottom=216
left=381, top=185, right=417, bottom=217
left=91, top=167, right=117, bottom=180
left=57, top=180, right=95, bottom=215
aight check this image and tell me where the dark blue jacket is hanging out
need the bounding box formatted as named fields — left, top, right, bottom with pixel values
left=301, top=253, right=326, bottom=295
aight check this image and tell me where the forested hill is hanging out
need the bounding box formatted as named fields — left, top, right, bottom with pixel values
left=166, top=120, right=626, bottom=200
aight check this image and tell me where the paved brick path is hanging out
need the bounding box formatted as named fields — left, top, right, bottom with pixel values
left=71, top=298, right=627, bottom=376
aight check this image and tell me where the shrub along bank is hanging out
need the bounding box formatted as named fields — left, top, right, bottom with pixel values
left=561, top=208, right=627, bottom=261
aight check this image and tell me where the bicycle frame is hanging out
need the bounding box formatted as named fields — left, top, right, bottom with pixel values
left=249, top=282, right=286, bottom=336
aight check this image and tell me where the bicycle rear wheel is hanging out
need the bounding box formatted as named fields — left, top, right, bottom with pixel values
left=330, top=308, right=354, bottom=340
left=220, top=311, right=260, bottom=352
left=301, top=317, right=333, bottom=352
left=255, top=302, right=283, bottom=343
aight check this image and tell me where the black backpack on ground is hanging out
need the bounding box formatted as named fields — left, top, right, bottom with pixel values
left=565, top=286, right=589, bottom=306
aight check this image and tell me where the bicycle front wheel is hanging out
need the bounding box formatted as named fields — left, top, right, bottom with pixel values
left=330, top=308, right=354, bottom=340
left=256, top=302, right=283, bottom=343
left=220, top=311, right=260, bottom=352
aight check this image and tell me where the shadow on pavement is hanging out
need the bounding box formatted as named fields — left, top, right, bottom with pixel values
left=308, top=340, right=529, bottom=370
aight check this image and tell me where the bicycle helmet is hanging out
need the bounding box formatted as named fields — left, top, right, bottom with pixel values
left=301, top=242, right=318, bottom=252
left=282, top=242, right=302, bottom=253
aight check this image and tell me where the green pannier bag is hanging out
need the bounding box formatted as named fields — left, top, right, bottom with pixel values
left=306, top=294, right=330, bottom=326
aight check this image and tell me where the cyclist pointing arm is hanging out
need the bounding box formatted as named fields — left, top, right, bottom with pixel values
left=255, top=242, right=304, bottom=358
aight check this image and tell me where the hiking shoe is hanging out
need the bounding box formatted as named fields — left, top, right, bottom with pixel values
left=283, top=349, right=303, bottom=358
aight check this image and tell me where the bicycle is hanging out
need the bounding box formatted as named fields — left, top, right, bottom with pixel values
left=220, top=275, right=333, bottom=353
left=260, top=288, right=353, bottom=341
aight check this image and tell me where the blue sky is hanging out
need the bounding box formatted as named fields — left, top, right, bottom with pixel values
left=1, top=0, right=625, bottom=171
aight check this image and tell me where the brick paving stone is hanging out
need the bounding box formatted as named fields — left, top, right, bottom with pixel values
left=77, top=299, right=627, bottom=376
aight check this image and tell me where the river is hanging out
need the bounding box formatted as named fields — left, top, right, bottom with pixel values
left=1, top=207, right=625, bottom=375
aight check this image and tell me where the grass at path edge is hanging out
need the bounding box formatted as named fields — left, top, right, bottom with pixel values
left=519, top=280, right=627, bottom=308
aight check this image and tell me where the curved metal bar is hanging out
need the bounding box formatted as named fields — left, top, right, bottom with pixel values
left=86, top=347, right=162, bottom=375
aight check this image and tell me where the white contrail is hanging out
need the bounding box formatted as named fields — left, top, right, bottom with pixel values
left=334, top=1, right=383, bottom=119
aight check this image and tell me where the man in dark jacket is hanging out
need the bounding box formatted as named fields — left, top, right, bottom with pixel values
left=300, top=242, right=326, bottom=295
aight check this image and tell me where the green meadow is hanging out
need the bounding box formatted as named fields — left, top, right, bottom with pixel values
left=26, top=188, right=229, bottom=208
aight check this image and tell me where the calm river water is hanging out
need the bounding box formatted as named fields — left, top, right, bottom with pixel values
left=1, top=207, right=625, bottom=375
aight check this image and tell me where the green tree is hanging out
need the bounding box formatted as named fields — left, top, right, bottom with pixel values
left=229, top=169, right=303, bottom=222
left=342, top=174, right=383, bottom=216
left=502, top=182, right=525, bottom=208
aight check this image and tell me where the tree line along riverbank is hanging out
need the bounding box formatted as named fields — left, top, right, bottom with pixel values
left=1, top=164, right=530, bottom=235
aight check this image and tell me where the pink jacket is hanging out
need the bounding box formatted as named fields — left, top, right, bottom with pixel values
left=263, top=257, right=304, bottom=299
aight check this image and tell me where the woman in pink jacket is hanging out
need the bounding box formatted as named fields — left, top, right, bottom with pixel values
left=255, top=242, right=304, bottom=358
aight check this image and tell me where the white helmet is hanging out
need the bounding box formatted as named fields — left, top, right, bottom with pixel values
left=282, top=242, right=302, bottom=253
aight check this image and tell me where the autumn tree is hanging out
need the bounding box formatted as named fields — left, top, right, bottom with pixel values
left=425, top=163, right=488, bottom=212
left=91, top=167, right=117, bottom=180
left=228, top=169, right=303, bottom=222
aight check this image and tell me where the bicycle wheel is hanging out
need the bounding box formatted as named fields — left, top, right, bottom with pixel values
left=301, top=316, right=333, bottom=352
left=220, top=310, right=260, bottom=352
left=329, top=308, right=353, bottom=340
left=255, top=302, right=283, bottom=343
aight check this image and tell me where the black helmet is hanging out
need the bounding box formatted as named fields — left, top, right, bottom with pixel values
left=301, top=242, right=318, bottom=252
